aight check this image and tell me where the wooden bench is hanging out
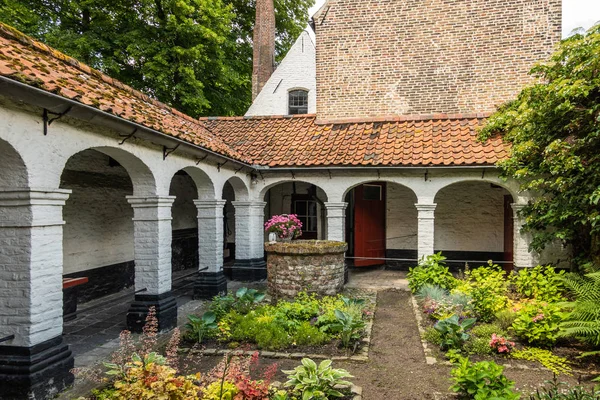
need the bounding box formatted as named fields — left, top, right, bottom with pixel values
left=62, top=277, right=88, bottom=321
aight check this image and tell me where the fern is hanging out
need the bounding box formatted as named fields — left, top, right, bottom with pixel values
left=559, top=264, right=600, bottom=346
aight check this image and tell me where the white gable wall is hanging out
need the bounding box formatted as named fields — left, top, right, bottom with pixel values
left=245, top=31, right=316, bottom=116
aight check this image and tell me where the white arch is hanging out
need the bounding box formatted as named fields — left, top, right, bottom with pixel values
left=60, top=146, right=157, bottom=196
left=0, top=137, right=28, bottom=188
left=257, top=178, right=331, bottom=201
left=176, top=166, right=216, bottom=200
left=432, top=177, right=521, bottom=204
left=340, top=179, right=418, bottom=202
left=222, top=176, right=249, bottom=201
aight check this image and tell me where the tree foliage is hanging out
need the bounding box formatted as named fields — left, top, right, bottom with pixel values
left=0, top=0, right=314, bottom=117
left=479, top=24, right=600, bottom=267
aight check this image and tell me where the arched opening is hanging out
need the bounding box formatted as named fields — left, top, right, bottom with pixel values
left=60, top=149, right=137, bottom=304
left=344, top=181, right=418, bottom=268
left=169, top=170, right=199, bottom=275
left=0, top=138, right=28, bottom=188
left=434, top=181, right=514, bottom=270
left=263, top=181, right=329, bottom=240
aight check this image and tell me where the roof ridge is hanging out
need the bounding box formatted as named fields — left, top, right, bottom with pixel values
left=0, top=22, right=203, bottom=128
left=200, top=114, right=317, bottom=121
left=314, top=113, right=491, bottom=125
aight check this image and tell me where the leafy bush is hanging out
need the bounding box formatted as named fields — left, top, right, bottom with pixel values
left=408, top=253, right=458, bottom=293
left=495, top=310, right=518, bottom=332
left=527, top=378, right=599, bottom=399
left=512, top=265, right=566, bottom=303
left=185, top=311, right=217, bottom=343
left=512, top=302, right=566, bottom=347
left=434, top=314, right=477, bottom=350
left=449, top=357, right=520, bottom=400
left=470, top=323, right=507, bottom=340
left=423, top=327, right=443, bottom=346
left=202, top=381, right=239, bottom=400
left=294, top=321, right=329, bottom=346
left=99, top=352, right=200, bottom=399
left=464, top=337, right=493, bottom=356
left=282, top=358, right=353, bottom=400
left=419, top=285, right=474, bottom=320
left=511, top=347, right=572, bottom=376
left=559, top=263, right=600, bottom=346
left=453, top=263, right=510, bottom=322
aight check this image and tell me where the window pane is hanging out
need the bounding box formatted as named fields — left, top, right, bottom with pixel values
left=295, top=200, right=307, bottom=215
left=289, top=90, right=308, bottom=115
left=307, top=201, right=317, bottom=216
left=298, top=216, right=308, bottom=230
left=308, top=217, right=318, bottom=232
left=363, top=185, right=382, bottom=201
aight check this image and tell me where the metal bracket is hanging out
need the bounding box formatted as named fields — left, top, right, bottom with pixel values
left=42, top=107, right=72, bottom=135
left=328, top=169, right=332, bottom=179
left=119, top=128, right=137, bottom=145
left=234, top=165, right=245, bottom=174
left=217, top=160, right=229, bottom=172
left=377, top=169, right=381, bottom=180
left=481, top=170, right=486, bottom=179
left=291, top=171, right=296, bottom=180
left=424, top=169, right=429, bottom=181
left=195, top=154, right=209, bottom=165
left=162, top=144, right=180, bottom=160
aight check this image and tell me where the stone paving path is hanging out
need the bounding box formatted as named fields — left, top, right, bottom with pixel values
left=345, top=265, right=409, bottom=291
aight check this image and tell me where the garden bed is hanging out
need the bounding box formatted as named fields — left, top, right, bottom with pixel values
left=180, top=287, right=376, bottom=360
left=408, top=253, right=600, bottom=395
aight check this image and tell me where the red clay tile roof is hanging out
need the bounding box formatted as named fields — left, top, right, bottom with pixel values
left=0, top=23, right=250, bottom=163
left=200, top=114, right=509, bottom=168
left=0, top=23, right=508, bottom=168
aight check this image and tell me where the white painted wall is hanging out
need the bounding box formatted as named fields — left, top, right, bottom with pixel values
left=386, top=183, right=418, bottom=249
left=434, top=181, right=509, bottom=252
left=246, top=31, right=316, bottom=116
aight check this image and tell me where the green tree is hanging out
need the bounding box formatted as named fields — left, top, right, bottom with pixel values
left=0, top=0, right=314, bottom=117
left=479, top=24, right=600, bottom=268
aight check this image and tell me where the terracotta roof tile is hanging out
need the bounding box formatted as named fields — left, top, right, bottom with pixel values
left=0, top=23, right=250, bottom=163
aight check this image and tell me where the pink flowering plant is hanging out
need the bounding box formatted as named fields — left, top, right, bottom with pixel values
left=264, top=214, right=303, bottom=239
left=489, top=333, right=516, bottom=354
left=511, top=301, right=565, bottom=348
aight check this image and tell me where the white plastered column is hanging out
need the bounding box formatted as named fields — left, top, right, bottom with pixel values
left=416, top=203, right=437, bottom=260
left=126, top=196, right=177, bottom=331
left=511, top=203, right=537, bottom=269
left=325, top=202, right=347, bottom=242
left=231, top=201, right=267, bottom=280
left=0, top=188, right=75, bottom=398
left=194, top=200, right=227, bottom=298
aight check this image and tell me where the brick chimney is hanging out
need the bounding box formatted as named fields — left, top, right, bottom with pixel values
left=252, top=0, right=276, bottom=101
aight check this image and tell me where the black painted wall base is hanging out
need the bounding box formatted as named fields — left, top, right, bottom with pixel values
left=194, top=271, right=228, bottom=299
left=126, top=291, right=178, bottom=333
left=231, top=258, right=267, bottom=281
left=0, top=336, right=74, bottom=400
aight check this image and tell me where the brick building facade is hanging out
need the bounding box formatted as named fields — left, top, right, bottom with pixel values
left=313, top=0, right=562, bottom=120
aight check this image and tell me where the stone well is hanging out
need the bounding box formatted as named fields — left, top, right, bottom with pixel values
left=265, top=240, right=348, bottom=298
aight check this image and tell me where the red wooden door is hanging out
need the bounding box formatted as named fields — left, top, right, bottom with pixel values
left=503, top=195, right=514, bottom=272
left=354, top=183, right=386, bottom=267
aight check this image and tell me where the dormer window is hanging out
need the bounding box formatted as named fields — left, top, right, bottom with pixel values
left=288, top=89, right=308, bottom=114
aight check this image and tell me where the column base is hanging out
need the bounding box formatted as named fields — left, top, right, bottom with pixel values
left=0, top=336, right=74, bottom=400
left=194, top=271, right=228, bottom=299
left=126, top=291, right=178, bottom=333
left=231, top=258, right=267, bottom=281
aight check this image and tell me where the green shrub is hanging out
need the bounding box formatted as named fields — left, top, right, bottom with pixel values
left=512, top=302, right=566, bottom=347
left=450, top=357, right=520, bottom=400
left=435, top=314, right=477, bottom=350
left=283, top=358, right=353, bottom=400
left=559, top=263, right=600, bottom=346
left=470, top=323, right=507, bottom=340
left=254, top=323, right=291, bottom=350
left=328, top=310, right=365, bottom=349
left=511, top=347, right=572, bottom=376
left=464, top=337, right=493, bottom=356
left=184, top=312, right=218, bottom=343
left=293, top=322, right=329, bottom=346
left=423, top=327, right=443, bottom=346
left=453, top=263, right=510, bottom=322
left=408, top=253, right=458, bottom=293
left=512, top=265, right=566, bottom=302
left=415, top=284, right=448, bottom=302
left=495, top=310, right=518, bottom=332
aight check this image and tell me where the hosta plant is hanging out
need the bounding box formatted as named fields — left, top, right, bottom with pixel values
left=185, top=311, right=218, bottom=343
left=434, top=314, right=477, bottom=350
left=283, top=358, right=353, bottom=400
left=330, top=309, right=365, bottom=349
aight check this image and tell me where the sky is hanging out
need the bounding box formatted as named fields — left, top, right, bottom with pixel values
left=308, top=0, right=600, bottom=38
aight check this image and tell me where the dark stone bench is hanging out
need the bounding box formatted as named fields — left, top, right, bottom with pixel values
left=62, top=277, right=88, bottom=321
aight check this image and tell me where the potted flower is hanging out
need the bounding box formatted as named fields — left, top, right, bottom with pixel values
left=264, top=214, right=303, bottom=242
